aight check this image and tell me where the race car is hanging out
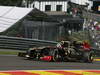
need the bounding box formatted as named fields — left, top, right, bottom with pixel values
left=18, top=41, right=94, bottom=63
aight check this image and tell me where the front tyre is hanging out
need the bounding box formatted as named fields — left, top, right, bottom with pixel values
left=52, top=49, right=62, bottom=62
left=18, top=52, right=26, bottom=57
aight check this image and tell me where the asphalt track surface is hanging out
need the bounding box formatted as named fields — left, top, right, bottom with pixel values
left=0, top=55, right=100, bottom=70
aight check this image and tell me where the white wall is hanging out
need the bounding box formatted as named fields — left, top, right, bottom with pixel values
left=71, top=0, right=89, bottom=5
left=70, top=0, right=93, bottom=10
left=34, top=1, right=40, bottom=9
left=88, top=1, right=93, bottom=10
left=31, top=1, right=68, bottom=12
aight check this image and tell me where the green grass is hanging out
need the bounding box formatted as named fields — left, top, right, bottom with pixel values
left=0, top=51, right=18, bottom=55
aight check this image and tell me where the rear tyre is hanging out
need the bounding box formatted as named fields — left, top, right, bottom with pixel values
left=83, top=51, right=94, bottom=63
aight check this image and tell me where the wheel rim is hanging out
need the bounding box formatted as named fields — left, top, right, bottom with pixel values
left=90, top=54, right=94, bottom=61
left=88, top=53, right=94, bottom=62
left=54, top=52, right=58, bottom=60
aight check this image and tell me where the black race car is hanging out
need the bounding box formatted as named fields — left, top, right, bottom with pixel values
left=18, top=41, right=94, bottom=63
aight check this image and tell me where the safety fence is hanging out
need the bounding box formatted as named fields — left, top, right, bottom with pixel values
left=83, top=11, right=100, bottom=22
left=0, top=36, right=58, bottom=50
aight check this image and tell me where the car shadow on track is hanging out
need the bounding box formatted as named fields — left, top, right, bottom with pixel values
left=20, top=57, right=95, bottom=64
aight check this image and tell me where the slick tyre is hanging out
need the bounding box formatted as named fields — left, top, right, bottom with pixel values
left=52, top=49, right=62, bottom=62
left=83, top=51, right=94, bottom=63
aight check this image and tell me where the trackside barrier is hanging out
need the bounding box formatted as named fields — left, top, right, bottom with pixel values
left=0, top=36, right=58, bottom=50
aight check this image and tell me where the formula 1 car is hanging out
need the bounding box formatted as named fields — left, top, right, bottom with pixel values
left=18, top=41, right=94, bottom=63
